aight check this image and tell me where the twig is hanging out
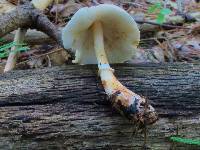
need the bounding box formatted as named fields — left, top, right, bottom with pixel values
left=163, top=34, right=178, bottom=61
left=4, top=0, right=27, bottom=72
left=4, top=0, right=55, bottom=72
left=4, top=28, right=26, bottom=72
left=55, top=0, right=58, bottom=24
left=122, top=2, right=143, bottom=8
left=154, top=38, right=174, bottom=62
left=135, top=20, right=190, bottom=29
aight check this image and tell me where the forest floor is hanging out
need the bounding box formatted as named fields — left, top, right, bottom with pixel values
left=0, top=0, right=199, bottom=73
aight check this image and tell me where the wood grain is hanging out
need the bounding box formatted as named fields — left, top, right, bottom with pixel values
left=0, top=63, right=200, bottom=149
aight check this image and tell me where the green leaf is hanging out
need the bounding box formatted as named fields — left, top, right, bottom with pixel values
left=148, top=2, right=162, bottom=13
left=148, top=5, right=158, bottom=13
left=0, top=38, right=6, bottom=42
left=156, top=13, right=165, bottom=24
left=170, top=136, right=200, bottom=146
left=160, top=8, right=172, bottom=15
left=0, top=51, right=9, bottom=58
left=0, top=42, right=15, bottom=52
left=155, top=2, right=162, bottom=8
left=17, top=46, right=30, bottom=52
left=0, top=41, right=30, bottom=58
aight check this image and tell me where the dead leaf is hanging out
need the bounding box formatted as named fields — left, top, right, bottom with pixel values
left=97, top=0, right=120, bottom=5
left=172, top=38, right=200, bottom=61
left=51, top=1, right=82, bottom=18
left=189, top=23, right=200, bottom=35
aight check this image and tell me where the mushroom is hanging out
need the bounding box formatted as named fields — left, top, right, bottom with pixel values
left=62, top=4, right=158, bottom=125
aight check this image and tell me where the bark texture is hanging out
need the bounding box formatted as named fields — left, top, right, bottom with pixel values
left=0, top=2, right=62, bottom=46
left=0, top=63, right=200, bottom=149
left=0, top=2, right=75, bottom=57
left=0, top=3, right=32, bottom=37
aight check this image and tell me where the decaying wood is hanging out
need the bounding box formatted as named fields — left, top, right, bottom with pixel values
left=0, top=63, right=199, bottom=149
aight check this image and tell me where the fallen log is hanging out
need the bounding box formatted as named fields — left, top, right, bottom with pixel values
left=0, top=63, right=200, bottom=149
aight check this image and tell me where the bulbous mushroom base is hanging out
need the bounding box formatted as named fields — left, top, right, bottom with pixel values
left=101, top=70, right=158, bottom=125
left=110, top=89, right=158, bottom=125
left=110, top=94, right=158, bottom=125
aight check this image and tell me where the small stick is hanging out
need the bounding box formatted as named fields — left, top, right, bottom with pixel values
left=4, top=28, right=26, bottom=72
left=4, top=0, right=54, bottom=72
left=55, top=0, right=58, bottom=24
left=16, top=48, right=64, bottom=66
left=135, top=20, right=190, bottom=29
left=4, top=0, right=27, bottom=72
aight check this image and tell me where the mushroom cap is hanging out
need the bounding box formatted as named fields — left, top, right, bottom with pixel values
left=62, top=4, right=140, bottom=64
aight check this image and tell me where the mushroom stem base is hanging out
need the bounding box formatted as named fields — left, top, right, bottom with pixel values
left=99, top=69, right=158, bottom=125
left=92, top=21, right=158, bottom=125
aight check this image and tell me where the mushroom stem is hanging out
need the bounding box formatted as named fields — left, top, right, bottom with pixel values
left=93, top=21, right=158, bottom=125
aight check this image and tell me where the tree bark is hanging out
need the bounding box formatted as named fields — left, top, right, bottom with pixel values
left=0, top=63, right=200, bottom=149
left=0, top=2, right=74, bottom=57
left=0, top=2, right=62, bottom=46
